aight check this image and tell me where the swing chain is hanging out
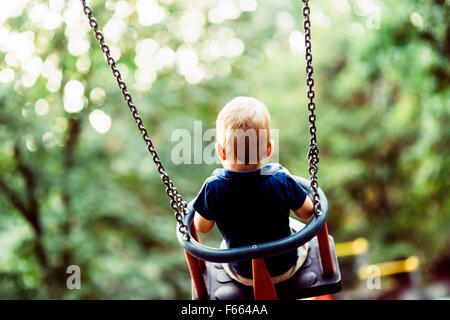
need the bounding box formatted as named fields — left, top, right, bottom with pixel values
left=302, top=0, right=322, bottom=216
left=79, top=0, right=190, bottom=240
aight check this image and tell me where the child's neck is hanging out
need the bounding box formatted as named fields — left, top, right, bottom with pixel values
left=223, top=161, right=262, bottom=172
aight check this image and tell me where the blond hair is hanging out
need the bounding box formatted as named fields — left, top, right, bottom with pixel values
left=216, top=97, right=271, bottom=164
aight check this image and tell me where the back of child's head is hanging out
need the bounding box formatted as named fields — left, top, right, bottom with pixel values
left=216, top=97, right=271, bottom=165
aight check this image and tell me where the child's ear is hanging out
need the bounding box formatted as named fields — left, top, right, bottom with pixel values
left=216, top=143, right=226, bottom=161
left=266, top=139, right=274, bottom=159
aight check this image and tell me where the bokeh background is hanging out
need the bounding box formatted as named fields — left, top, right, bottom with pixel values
left=0, top=0, right=448, bottom=299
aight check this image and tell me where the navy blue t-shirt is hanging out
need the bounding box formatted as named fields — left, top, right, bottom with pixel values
left=193, top=163, right=308, bottom=278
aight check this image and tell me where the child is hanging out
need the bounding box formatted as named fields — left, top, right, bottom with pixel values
left=193, top=96, right=314, bottom=284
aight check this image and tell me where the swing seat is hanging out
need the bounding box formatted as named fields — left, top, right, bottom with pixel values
left=177, top=176, right=342, bottom=300
left=192, top=235, right=341, bottom=300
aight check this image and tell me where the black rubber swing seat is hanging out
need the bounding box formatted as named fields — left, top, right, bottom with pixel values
left=177, top=176, right=342, bottom=300
left=193, top=235, right=341, bottom=300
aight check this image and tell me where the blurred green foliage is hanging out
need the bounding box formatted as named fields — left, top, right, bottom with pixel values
left=0, top=0, right=448, bottom=299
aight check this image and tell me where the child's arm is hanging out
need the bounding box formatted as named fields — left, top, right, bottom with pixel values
left=293, top=194, right=314, bottom=221
left=194, top=212, right=215, bottom=233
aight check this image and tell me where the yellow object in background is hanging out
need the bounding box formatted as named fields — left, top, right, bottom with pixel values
left=358, top=256, right=420, bottom=279
left=335, top=237, right=369, bottom=257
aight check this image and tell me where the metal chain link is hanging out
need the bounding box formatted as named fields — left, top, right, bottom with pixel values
left=302, top=0, right=322, bottom=215
left=79, top=0, right=190, bottom=240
